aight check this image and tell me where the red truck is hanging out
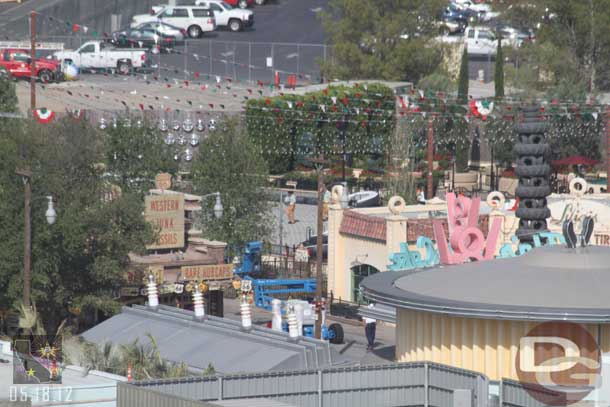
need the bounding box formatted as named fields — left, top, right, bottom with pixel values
left=0, top=48, right=62, bottom=83
left=225, top=0, right=254, bottom=8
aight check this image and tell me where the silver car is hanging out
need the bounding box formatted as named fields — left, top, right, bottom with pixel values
left=135, top=21, right=187, bottom=41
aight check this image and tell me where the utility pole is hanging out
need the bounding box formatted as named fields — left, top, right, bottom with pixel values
left=312, top=154, right=327, bottom=339
left=490, top=145, right=495, bottom=192
left=30, top=11, right=36, bottom=111
left=607, top=106, right=610, bottom=193
left=426, top=116, right=434, bottom=199
left=341, top=116, right=346, bottom=181
left=16, top=169, right=33, bottom=307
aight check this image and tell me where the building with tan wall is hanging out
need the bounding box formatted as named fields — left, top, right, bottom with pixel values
left=327, top=196, right=516, bottom=303
left=361, top=245, right=610, bottom=382
left=327, top=186, right=610, bottom=304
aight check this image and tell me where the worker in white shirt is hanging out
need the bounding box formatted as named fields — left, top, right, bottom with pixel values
left=362, top=303, right=377, bottom=351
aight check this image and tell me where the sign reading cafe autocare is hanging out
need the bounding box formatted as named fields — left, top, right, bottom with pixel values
left=181, top=264, right=234, bottom=281
left=145, top=194, right=185, bottom=250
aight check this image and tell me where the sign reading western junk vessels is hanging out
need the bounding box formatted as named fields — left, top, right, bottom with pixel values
left=181, top=264, right=234, bottom=280
left=145, top=194, right=185, bottom=250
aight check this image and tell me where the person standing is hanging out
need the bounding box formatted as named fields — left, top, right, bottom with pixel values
left=416, top=186, right=426, bottom=205
left=363, top=303, right=377, bottom=351
left=285, top=190, right=297, bottom=224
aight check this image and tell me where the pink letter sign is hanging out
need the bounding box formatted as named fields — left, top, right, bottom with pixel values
left=433, top=193, right=501, bottom=265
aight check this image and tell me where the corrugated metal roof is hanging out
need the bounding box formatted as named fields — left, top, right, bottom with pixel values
left=211, top=399, right=296, bottom=407
left=358, top=303, right=396, bottom=324
left=82, top=305, right=351, bottom=374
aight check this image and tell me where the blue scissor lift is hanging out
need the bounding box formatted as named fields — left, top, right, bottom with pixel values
left=233, top=241, right=343, bottom=343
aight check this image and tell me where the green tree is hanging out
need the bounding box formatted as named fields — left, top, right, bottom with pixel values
left=495, top=39, right=505, bottom=98
left=320, top=0, right=445, bottom=81
left=0, top=68, right=17, bottom=113
left=384, top=116, right=417, bottom=204
left=191, top=117, right=272, bottom=247
left=457, top=47, right=469, bottom=103
left=497, top=0, right=610, bottom=92
left=103, top=119, right=178, bottom=196
left=417, top=71, right=457, bottom=94
left=0, top=118, right=154, bottom=332
left=245, top=84, right=395, bottom=174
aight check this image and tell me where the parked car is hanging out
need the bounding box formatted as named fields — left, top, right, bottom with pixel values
left=134, top=22, right=187, bottom=41
left=0, top=48, right=62, bottom=83
left=452, top=1, right=499, bottom=21
left=464, top=26, right=497, bottom=55
left=53, top=41, right=148, bottom=74
left=224, top=0, right=254, bottom=8
left=194, top=0, right=254, bottom=32
left=131, top=6, right=216, bottom=38
left=498, top=25, right=535, bottom=48
left=442, top=2, right=476, bottom=21
left=438, top=16, right=467, bottom=35
left=108, top=27, right=177, bottom=53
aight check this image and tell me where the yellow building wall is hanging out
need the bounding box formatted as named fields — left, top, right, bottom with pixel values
left=396, top=308, right=610, bottom=381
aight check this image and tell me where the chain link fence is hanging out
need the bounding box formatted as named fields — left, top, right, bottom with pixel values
left=35, top=35, right=330, bottom=86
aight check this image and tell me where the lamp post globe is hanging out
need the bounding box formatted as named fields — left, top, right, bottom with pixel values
left=45, top=196, right=57, bottom=225
left=213, top=193, right=223, bottom=219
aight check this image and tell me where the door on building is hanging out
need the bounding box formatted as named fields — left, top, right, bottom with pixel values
left=351, top=264, right=379, bottom=304
left=206, top=289, right=224, bottom=317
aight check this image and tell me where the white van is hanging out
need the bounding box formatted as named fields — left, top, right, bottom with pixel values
left=131, top=6, right=216, bottom=38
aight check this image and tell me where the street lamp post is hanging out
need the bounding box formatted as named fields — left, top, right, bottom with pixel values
left=201, top=192, right=224, bottom=219
left=16, top=168, right=56, bottom=308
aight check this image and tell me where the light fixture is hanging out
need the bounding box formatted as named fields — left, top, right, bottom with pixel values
left=172, top=120, right=181, bottom=131
left=196, top=119, right=205, bottom=132
left=183, top=119, right=194, bottom=132
left=213, top=193, right=223, bottom=219
left=164, top=133, right=176, bottom=145
left=99, top=118, right=107, bottom=130
left=159, top=119, right=168, bottom=132
left=209, top=119, right=216, bottom=131
left=177, top=135, right=186, bottom=146
left=190, top=134, right=200, bottom=147
left=184, top=148, right=193, bottom=162
left=340, top=182, right=350, bottom=209
left=45, top=196, right=56, bottom=225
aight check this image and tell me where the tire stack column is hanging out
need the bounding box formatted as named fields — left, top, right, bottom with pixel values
left=514, top=106, right=551, bottom=243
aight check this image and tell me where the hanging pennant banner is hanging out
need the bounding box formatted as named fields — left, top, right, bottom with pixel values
left=33, top=108, right=56, bottom=124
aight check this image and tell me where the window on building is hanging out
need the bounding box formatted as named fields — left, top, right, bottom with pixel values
left=351, top=264, right=379, bottom=304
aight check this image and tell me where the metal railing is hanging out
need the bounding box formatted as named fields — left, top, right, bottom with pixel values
left=34, top=35, right=330, bottom=86
left=118, top=361, right=489, bottom=407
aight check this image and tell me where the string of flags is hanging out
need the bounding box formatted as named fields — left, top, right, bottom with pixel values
left=33, top=108, right=56, bottom=123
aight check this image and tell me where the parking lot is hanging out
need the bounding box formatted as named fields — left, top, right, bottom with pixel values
left=7, top=0, right=331, bottom=86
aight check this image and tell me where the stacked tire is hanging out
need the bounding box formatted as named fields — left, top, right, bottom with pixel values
left=514, top=107, right=551, bottom=242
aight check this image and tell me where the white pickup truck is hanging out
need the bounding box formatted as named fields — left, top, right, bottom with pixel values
left=53, top=41, right=148, bottom=74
